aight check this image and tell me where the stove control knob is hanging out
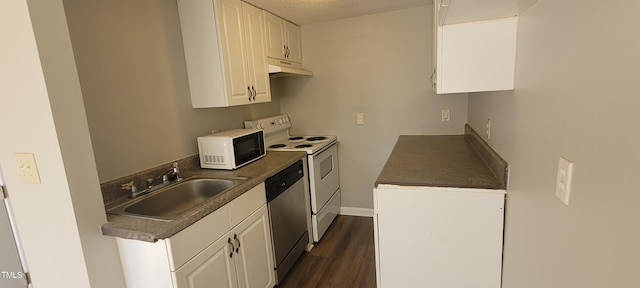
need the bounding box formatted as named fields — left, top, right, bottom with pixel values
left=284, top=117, right=289, bottom=123
left=277, top=118, right=283, bottom=124
left=259, top=123, right=265, bottom=129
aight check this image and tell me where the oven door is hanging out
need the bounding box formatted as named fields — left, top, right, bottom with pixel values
left=308, top=143, right=340, bottom=213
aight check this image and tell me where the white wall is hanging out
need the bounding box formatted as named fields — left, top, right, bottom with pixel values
left=468, top=0, right=640, bottom=286
left=63, top=0, right=281, bottom=182
left=278, top=5, right=468, bottom=211
left=1, top=0, right=125, bottom=287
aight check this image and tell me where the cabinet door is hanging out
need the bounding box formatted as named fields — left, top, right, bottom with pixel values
left=233, top=205, right=275, bottom=288
left=264, top=11, right=286, bottom=60
left=178, top=0, right=227, bottom=108
left=438, top=17, right=517, bottom=93
left=174, top=233, right=239, bottom=288
left=284, top=21, right=302, bottom=63
left=216, top=0, right=251, bottom=106
left=242, top=3, right=271, bottom=104
left=375, top=187, right=505, bottom=288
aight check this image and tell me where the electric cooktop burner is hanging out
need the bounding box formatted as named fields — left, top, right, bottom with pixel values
left=289, top=136, right=304, bottom=141
left=307, top=136, right=327, bottom=141
left=269, top=144, right=287, bottom=148
left=295, top=144, right=313, bottom=148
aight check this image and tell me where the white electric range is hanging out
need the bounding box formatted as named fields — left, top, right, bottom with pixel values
left=245, top=114, right=341, bottom=242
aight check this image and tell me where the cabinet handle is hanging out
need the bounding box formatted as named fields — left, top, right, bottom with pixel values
left=284, top=45, right=287, bottom=58
left=247, top=86, right=252, bottom=101
left=429, top=68, right=437, bottom=89
left=234, top=234, right=241, bottom=253
left=227, top=237, right=235, bottom=258
left=286, top=46, right=290, bottom=58
left=251, top=86, right=256, bottom=101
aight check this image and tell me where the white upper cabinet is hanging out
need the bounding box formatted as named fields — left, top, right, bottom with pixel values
left=437, top=0, right=537, bottom=25
left=283, top=22, right=302, bottom=63
left=431, top=0, right=536, bottom=94
left=178, top=0, right=270, bottom=108
left=264, top=11, right=302, bottom=64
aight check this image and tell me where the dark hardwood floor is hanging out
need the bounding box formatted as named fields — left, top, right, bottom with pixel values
left=277, top=215, right=376, bottom=288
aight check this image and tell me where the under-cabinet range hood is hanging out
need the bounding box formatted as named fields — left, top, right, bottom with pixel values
left=268, top=58, right=312, bottom=78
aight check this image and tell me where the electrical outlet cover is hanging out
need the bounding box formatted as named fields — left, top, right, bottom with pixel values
left=441, top=109, right=450, bottom=122
left=356, top=113, right=364, bottom=125
left=486, top=119, right=491, bottom=140
left=555, top=156, right=573, bottom=205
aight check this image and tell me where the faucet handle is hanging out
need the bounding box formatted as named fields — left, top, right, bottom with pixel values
left=146, top=178, right=154, bottom=188
left=172, top=162, right=182, bottom=181
left=121, top=181, right=137, bottom=193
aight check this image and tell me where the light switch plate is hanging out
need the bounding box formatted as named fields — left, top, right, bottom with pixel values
left=14, top=153, right=41, bottom=184
left=555, top=156, right=573, bottom=205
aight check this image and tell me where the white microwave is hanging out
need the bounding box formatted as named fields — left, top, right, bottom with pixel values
left=197, top=129, right=265, bottom=170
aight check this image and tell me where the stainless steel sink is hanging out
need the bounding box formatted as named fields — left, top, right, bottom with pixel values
left=107, top=177, right=243, bottom=221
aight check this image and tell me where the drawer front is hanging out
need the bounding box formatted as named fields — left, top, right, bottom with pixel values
left=227, top=183, right=266, bottom=228
left=168, top=206, right=230, bottom=270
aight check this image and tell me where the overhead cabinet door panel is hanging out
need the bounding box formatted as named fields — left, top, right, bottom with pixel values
left=242, top=3, right=271, bottom=103
left=217, top=0, right=250, bottom=106
left=264, top=11, right=286, bottom=60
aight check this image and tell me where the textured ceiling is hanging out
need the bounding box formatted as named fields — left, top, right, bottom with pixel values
left=243, top=0, right=432, bottom=25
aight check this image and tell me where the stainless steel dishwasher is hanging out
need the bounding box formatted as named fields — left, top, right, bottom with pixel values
left=265, top=159, right=309, bottom=284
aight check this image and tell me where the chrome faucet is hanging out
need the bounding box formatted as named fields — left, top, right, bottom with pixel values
left=146, top=162, right=182, bottom=189
left=121, top=163, right=183, bottom=199
left=160, top=162, right=182, bottom=184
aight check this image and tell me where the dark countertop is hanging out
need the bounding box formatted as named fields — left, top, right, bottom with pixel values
left=375, top=125, right=508, bottom=189
left=101, top=151, right=307, bottom=242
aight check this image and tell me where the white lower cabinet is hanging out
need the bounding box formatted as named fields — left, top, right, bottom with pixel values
left=116, top=183, right=275, bottom=288
left=174, top=205, right=274, bottom=288
left=373, top=185, right=506, bottom=288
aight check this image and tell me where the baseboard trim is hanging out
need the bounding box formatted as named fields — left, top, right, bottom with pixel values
left=339, top=207, right=374, bottom=217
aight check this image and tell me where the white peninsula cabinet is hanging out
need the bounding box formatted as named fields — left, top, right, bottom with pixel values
left=116, top=183, right=275, bottom=288
left=373, top=133, right=509, bottom=288
left=374, top=185, right=506, bottom=288
left=178, top=0, right=270, bottom=107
